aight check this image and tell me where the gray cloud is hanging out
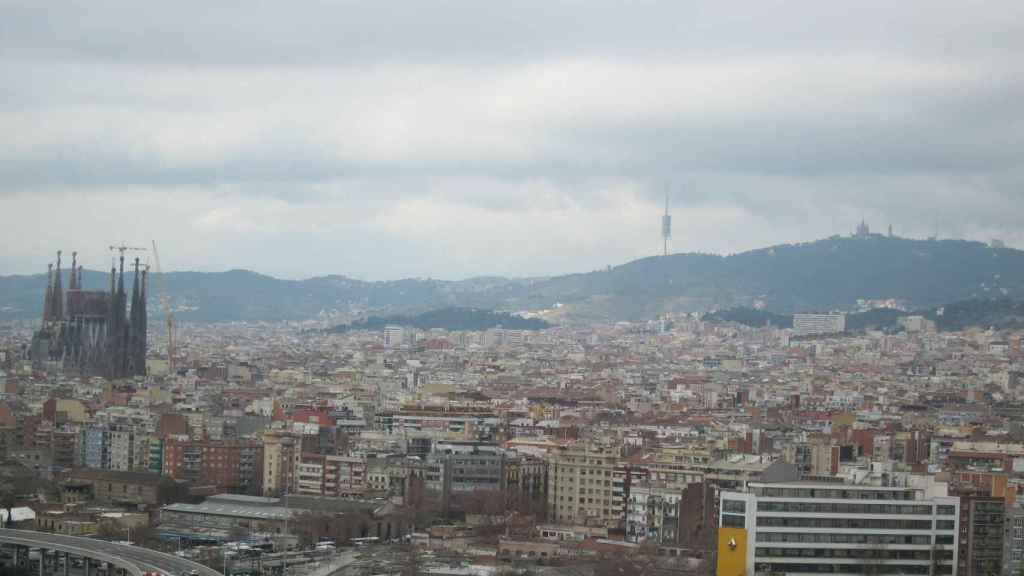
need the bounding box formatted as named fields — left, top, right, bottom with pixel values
left=1, top=1, right=1022, bottom=279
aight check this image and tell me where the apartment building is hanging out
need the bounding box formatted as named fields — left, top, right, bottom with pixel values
left=1004, top=504, right=1024, bottom=576
left=295, top=453, right=367, bottom=497
left=262, top=429, right=299, bottom=496
left=375, top=406, right=500, bottom=439
left=548, top=444, right=619, bottom=528
left=626, top=482, right=684, bottom=544
left=162, top=437, right=263, bottom=493
left=958, top=495, right=1004, bottom=576
left=108, top=425, right=150, bottom=471
left=719, top=480, right=960, bottom=576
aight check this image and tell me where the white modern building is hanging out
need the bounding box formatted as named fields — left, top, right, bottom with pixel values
left=383, top=325, right=404, bottom=348
left=793, top=314, right=846, bottom=337
left=720, top=480, right=960, bottom=576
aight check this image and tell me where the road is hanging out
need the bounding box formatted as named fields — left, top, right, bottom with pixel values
left=292, top=550, right=359, bottom=576
left=0, top=528, right=221, bottom=576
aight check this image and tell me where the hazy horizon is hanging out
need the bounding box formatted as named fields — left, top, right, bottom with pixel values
left=3, top=1, right=1022, bottom=280
left=1, top=230, right=1013, bottom=283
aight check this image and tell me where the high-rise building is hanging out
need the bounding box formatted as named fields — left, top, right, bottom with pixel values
left=719, top=480, right=960, bottom=576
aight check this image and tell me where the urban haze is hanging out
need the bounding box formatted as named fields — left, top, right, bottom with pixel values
left=2, top=3, right=1024, bottom=576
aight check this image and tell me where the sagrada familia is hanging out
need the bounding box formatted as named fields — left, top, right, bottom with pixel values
left=30, top=250, right=148, bottom=378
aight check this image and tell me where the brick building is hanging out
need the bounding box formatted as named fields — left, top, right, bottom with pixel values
left=162, top=438, right=263, bottom=494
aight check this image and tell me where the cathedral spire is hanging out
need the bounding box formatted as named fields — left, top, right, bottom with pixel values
left=43, top=263, right=53, bottom=324
left=132, top=257, right=140, bottom=310
left=117, top=253, right=125, bottom=298
left=52, top=251, right=64, bottom=321
left=129, top=258, right=141, bottom=375
left=140, top=264, right=148, bottom=374
left=69, top=252, right=78, bottom=290
left=128, top=257, right=148, bottom=376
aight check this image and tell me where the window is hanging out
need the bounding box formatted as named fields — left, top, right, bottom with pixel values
left=723, top=500, right=746, bottom=514
left=722, top=514, right=745, bottom=528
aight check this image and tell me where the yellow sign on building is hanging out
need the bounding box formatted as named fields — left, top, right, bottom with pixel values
left=716, top=527, right=748, bottom=576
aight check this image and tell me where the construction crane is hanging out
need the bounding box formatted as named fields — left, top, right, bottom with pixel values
left=150, top=240, right=176, bottom=376
left=108, top=243, right=148, bottom=258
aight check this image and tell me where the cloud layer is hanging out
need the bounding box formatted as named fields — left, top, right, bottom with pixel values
left=2, top=1, right=1022, bottom=279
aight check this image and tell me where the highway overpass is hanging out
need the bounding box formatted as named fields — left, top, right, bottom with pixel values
left=0, top=528, right=221, bottom=576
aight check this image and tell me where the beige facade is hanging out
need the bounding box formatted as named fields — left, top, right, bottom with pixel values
left=547, top=444, right=619, bottom=527
left=262, top=429, right=299, bottom=496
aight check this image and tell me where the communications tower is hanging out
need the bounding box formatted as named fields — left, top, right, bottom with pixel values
left=661, top=194, right=672, bottom=256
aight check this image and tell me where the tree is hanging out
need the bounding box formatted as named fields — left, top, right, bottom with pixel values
left=291, top=510, right=374, bottom=547
left=95, top=522, right=124, bottom=541
left=412, top=491, right=444, bottom=530
left=398, top=544, right=421, bottom=576
left=0, top=485, right=16, bottom=528
left=592, top=554, right=658, bottom=576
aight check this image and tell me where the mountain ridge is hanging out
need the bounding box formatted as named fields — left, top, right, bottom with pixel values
left=2, top=236, right=1022, bottom=324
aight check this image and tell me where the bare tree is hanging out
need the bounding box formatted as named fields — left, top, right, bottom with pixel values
left=0, top=485, right=16, bottom=528
left=413, top=491, right=444, bottom=529
left=399, top=544, right=421, bottom=576
left=292, top=510, right=375, bottom=546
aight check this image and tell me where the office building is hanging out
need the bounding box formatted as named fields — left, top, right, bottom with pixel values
left=719, top=480, right=960, bottom=576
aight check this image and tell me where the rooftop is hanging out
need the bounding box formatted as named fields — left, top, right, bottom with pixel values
left=162, top=501, right=294, bottom=522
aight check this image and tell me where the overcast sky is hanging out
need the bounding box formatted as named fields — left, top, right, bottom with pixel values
left=2, top=1, right=1022, bottom=280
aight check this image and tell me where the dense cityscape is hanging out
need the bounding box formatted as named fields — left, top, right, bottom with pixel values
left=2, top=240, right=1024, bottom=576
left=3, top=2, right=1022, bottom=575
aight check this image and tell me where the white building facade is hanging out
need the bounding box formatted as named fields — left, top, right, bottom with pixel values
left=793, top=314, right=847, bottom=337
left=720, top=481, right=960, bottom=576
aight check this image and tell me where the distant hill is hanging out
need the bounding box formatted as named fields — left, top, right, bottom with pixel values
left=931, top=299, right=1024, bottom=332
left=704, top=308, right=794, bottom=329
left=2, top=236, right=1022, bottom=323
left=330, top=307, right=550, bottom=333
left=706, top=298, right=1024, bottom=333
left=515, top=236, right=1024, bottom=320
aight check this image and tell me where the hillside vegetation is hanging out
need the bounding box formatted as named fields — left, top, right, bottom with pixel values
left=2, top=236, right=1021, bottom=323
